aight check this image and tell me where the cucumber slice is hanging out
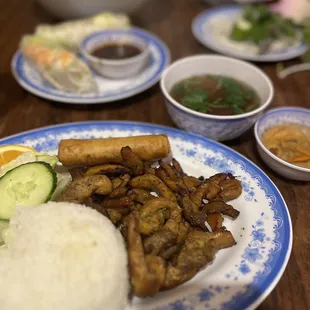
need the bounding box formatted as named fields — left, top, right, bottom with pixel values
left=0, top=220, right=9, bottom=245
left=0, top=162, right=57, bottom=220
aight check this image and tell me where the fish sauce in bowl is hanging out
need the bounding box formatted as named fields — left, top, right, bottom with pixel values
left=91, top=43, right=143, bottom=60
left=170, top=75, right=260, bottom=116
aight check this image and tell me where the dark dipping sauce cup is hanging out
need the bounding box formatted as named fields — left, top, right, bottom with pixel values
left=80, top=29, right=150, bottom=79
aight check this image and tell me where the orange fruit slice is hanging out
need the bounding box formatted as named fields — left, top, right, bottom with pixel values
left=0, top=145, right=36, bottom=166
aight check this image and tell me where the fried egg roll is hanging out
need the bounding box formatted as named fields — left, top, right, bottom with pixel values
left=58, top=135, right=171, bottom=166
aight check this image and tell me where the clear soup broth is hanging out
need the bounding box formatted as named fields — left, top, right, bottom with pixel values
left=170, top=75, right=260, bottom=116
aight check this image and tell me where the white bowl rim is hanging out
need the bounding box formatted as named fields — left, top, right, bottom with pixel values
left=160, top=54, right=274, bottom=120
left=80, top=29, right=150, bottom=66
left=254, top=106, right=310, bottom=173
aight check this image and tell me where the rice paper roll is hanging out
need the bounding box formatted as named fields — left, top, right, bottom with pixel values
left=35, top=12, right=131, bottom=51
left=21, top=35, right=97, bottom=94
left=58, top=135, right=171, bottom=166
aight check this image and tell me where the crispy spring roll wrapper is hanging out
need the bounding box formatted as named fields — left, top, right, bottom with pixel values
left=58, top=135, right=171, bottom=166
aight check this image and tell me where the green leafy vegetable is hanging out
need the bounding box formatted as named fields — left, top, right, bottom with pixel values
left=246, top=102, right=260, bottom=112
left=217, top=76, right=248, bottom=108
left=244, top=91, right=254, bottom=100
left=230, top=4, right=298, bottom=51
left=181, top=89, right=209, bottom=113
left=232, top=106, right=245, bottom=115
left=170, top=75, right=259, bottom=116
left=302, top=23, right=310, bottom=63
left=51, top=167, right=72, bottom=201
left=229, top=4, right=310, bottom=78
left=303, top=23, right=310, bottom=44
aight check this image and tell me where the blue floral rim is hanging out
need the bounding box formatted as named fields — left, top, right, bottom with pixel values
left=11, top=28, right=170, bottom=104
left=0, top=121, right=292, bottom=309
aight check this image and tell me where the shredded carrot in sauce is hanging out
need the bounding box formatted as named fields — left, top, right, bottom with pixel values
left=262, top=123, right=310, bottom=169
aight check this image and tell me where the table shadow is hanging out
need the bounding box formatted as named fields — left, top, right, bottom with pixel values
left=0, top=72, right=29, bottom=116
left=33, top=1, right=59, bottom=24
left=132, top=0, right=174, bottom=27
left=33, top=0, right=174, bottom=26
left=224, top=127, right=254, bottom=148
left=45, top=83, right=159, bottom=111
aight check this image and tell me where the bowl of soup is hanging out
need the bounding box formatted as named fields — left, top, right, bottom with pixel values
left=81, top=29, right=149, bottom=79
left=255, top=107, right=310, bottom=181
left=160, top=55, right=274, bottom=141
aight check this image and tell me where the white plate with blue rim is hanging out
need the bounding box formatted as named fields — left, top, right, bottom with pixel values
left=192, top=5, right=308, bottom=62
left=0, top=121, right=292, bottom=310
left=11, top=28, right=170, bottom=104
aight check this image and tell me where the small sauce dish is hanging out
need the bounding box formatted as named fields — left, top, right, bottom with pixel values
left=80, top=29, right=150, bottom=79
left=254, top=107, right=310, bottom=181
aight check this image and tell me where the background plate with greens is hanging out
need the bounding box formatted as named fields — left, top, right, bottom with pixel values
left=192, top=5, right=308, bottom=62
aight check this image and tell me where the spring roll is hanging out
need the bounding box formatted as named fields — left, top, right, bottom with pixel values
left=21, top=35, right=97, bottom=94
left=35, top=12, right=130, bottom=51
left=58, top=135, right=171, bottom=166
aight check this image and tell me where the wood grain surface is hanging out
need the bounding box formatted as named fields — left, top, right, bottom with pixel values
left=0, top=0, right=309, bottom=309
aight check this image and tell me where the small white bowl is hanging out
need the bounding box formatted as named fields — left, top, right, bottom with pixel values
left=80, top=29, right=149, bottom=79
left=160, top=55, right=274, bottom=141
left=36, top=0, right=151, bottom=19
left=254, top=107, right=310, bottom=181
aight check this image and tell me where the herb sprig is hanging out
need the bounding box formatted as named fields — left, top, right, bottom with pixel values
left=171, top=76, right=258, bottom=115
left=229, top=4, right=310, bottom=78
left=231, top=4, right=299, bottom=54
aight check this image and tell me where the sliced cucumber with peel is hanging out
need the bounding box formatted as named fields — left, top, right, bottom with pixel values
left=0, top=162, right=57, bottom=220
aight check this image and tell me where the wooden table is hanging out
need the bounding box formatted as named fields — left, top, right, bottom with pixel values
left=1, top=0, right=310, bottom=309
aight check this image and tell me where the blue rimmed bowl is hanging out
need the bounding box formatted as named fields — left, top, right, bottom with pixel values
left=160, top=55, right=274, bottom=141
left=81, top=28, right=150, bottom=79
left=255, top=107, right=310, bottom=181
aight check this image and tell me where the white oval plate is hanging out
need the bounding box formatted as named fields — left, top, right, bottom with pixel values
left=11, top=28, right=170, bottom=104
left=192, top=5, right=308, bottom=62
left=0, top=121, right=292, bottom=310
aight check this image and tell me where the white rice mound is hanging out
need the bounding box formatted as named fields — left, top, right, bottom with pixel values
left=0, top=202, right=130, bottom=310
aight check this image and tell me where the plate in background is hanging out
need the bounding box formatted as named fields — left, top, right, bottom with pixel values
left=11, top=29, right=170, bottom=104
left=192, top=5, right=308, bottom=62
left=0, top=121, right=292, bottom=310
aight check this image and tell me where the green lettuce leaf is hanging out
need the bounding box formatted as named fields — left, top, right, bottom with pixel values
left=51, top=166, right=72, bottom=201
